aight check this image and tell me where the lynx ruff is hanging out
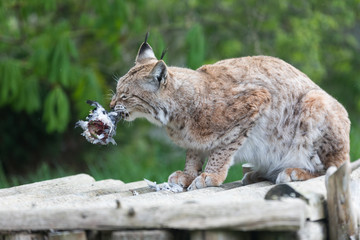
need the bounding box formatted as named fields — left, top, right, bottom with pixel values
left=110, top=36, right=350, bottom=191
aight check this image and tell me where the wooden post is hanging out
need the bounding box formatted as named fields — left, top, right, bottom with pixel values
left=326, top=161, right=358, bottom=240
left=351, top=158, right=360, bottom=172
left=242, top=163, right=254, bottom=175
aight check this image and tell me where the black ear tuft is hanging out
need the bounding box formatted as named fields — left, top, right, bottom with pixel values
left=160, top=48, right=167, bottom=60
left=144, top=32, right=149, bottom=44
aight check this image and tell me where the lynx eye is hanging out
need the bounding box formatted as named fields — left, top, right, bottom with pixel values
left=120, top=94, right=128, bottom=100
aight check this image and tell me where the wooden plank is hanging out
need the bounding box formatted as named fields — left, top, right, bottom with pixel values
left=0, top=175, right=320, bottom=222
left=282, top=167, right=359, bottom=221
left=350, top=157, right=360, bottom=233
left=2, top=168, right=358, bottom=217
left=351, top=158, right=360, bottom=171
left=67, top=179, right=144, bottom=198
left=0, top=174, right=96, bottom=197
left=326, top=162, right=358, bottom=240
left=5, top=167, right=358, bottom=213
left=0, top=168, right=357, bottom=233
left=0, top=180, right=271, bottom=211
left=115, top=179, right=325, bottom=221
left=115, top=168, right=346, bottom=216
left=116, top=180, right=149, bottom=191
left=351, top=164, right=360, bottom=180
left=128, top=166, right=359, bottom=207
left=351, top=179, right=360, bottom=229
left=0, top=180, right=148, bottom=211
left=265, top=184, right=326, bottom=221
left=297, top=221, right=326, bottom=240
left=0, top=199, right=306, bottom=231
left=175, top=167, right=357, bottom=222
left=113, top=181, right=273, bottom=210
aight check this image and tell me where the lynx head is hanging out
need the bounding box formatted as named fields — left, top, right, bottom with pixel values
left=110, top=33, right=170, bottom=126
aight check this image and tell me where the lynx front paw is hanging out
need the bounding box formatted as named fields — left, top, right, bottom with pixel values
left=187, top=172, right=223, bottom=191
left=168, top=171, right=196, bottom=188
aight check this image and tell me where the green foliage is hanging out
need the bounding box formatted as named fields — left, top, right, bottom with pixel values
left=350, top=126, right=360, bottom=161
left=0, top=59, right=22, bottom=107
left=43, top=86, right=70, bottom=133
left=186, top=24, right=205, bottom=69
left=0, top=0, right=359, bottom=186
left=0, top=163, right=10, bottom=188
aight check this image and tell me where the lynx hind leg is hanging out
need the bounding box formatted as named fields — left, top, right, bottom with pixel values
left=300, top=90, right=350, bottom=171
left=243, top=90, right=349, bottom=186
left=276, top=168, right=321, bottom=184
left=276, top=90, right=350, bottom=184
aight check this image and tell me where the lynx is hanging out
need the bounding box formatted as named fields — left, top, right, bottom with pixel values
left=110, top=35, right=350, bottom=190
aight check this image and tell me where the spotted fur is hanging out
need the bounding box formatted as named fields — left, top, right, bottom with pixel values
left=110, top=37, right=350, bottom=190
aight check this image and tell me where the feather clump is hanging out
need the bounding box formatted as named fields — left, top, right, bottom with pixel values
left=76, top=100, right=125, bottom=145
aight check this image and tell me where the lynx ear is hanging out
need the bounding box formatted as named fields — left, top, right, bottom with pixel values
left=146, top=60, right=167, bottom=91
left=135, top=32, right=156, bottom=63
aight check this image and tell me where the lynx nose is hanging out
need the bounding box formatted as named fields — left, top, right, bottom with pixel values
left=110, top=99, right=116, bottom=110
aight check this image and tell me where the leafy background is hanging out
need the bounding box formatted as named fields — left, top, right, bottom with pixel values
left=0, top=0, right=359, bottom=187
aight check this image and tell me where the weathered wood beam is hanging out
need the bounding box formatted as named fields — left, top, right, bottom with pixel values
left=351, top=158, right=360, bottom=171
left=0, top=174, right=96, bottom=197
left=0, top=199, right=306, bottom=232
left=326, top=161, right=359, bottom=240
left=297, top=221, right=327, bottom=240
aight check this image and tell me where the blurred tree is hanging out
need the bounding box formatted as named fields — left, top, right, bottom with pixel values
left=0, top=0, right=359, bottom=186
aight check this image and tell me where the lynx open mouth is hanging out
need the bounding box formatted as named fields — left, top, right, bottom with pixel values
left=114, top=104, right=130, bottom=119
